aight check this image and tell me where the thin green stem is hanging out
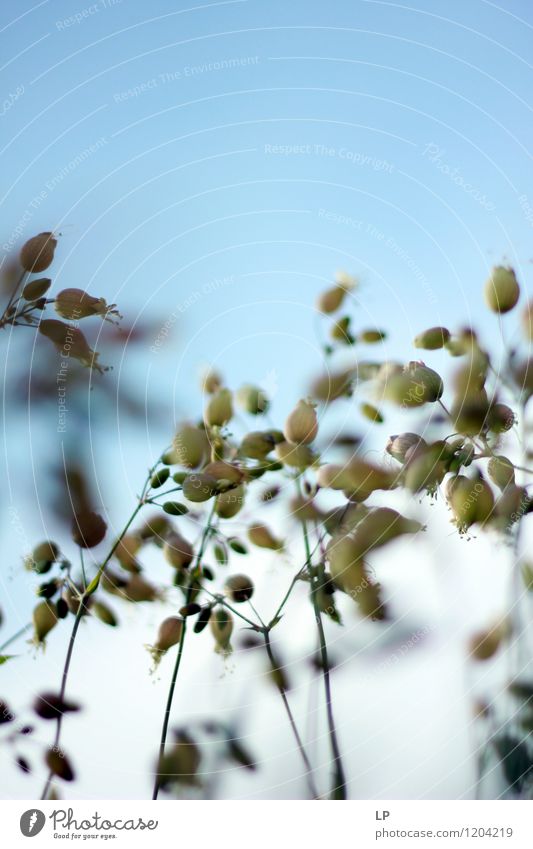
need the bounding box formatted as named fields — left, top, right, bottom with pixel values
left=299, top=483, right=347, bottom=800
left=0, top=623, right=32, bottom=653
left=263, top=629, right=319, bottom=799
left=152, top=501, right=216, bottom=800
left=0, top=270, right=27, bottom=328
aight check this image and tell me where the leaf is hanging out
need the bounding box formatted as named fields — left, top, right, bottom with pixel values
left=0, top=655, right=16, bottom=665
left=45, top=748, right=75, bottom=782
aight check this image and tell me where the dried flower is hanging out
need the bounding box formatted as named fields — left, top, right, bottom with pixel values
left=39, top=319, right=105, bottom=373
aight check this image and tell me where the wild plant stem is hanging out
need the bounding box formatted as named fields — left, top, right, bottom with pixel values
left=40, top=457, right=162, bottom=799
left=0, top=623, right=32, bottom=653
left=152, top=501, right=216, bottom=800
left=299, top=486, right=347, bottom=800
left=263, top=629, right=319, bottom=799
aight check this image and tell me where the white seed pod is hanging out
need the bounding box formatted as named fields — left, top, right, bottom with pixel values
left=284, top=399, right=318, bottom=445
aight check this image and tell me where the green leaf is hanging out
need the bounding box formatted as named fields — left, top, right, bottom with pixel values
left=0, top=655, right=16, bottom=665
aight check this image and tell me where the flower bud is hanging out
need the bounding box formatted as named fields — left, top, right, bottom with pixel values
left=54, top=288, right=120, bottom=322
left=204, top=388, right=233, bottom=427
left=22, top=277, right=51, bottom=301
left=163, top=532, right=194, bottom=569
left=216, top=484, right=246, bottom=519
left=20, top=232, right=57, bottom=272
left=487, top=456, right=515, bottom=491
left=240, top=431, right=276, bottom=460
left=45, top=747, right=75, bottom=782
left=210, top=608, right=233, bottom=655
left=147, top=616, right=183, bottom=667
left=225, top=574, right=254, bottom=602
left=284, top=399, right=318, bottom=445
left=172, top=425, right=208, bottom=468
left=386, top=433, right=425, bottom=463
left=237, top=384, right=270, bottom=415
left=181, top=473, right=218, bottom=502
left=414, top=326, right=451, bottom=350
left=33, top=601, right=59, bottom=645
left=484, top=266, right=520, bottom=314
left=248, top=523, right=284, bottom=551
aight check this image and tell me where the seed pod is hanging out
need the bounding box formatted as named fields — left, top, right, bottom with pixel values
left=240, top=431, right=276, bottom=460
left=237, top=384, right=270, bottom=415
left=181, top=472, right=218, bottom=502
left=521, top=299, right=533, bottom=341
left=20, top=232, right=57, bottom=272
left=248, top=523, right=283, bottom=551
left=284, top=399, right=318, bottom=445
left=122, top=574, right=160, bottom=602
left=194, top=606, right=213, bottom=633
left=203, top=461, right=244, bottom=489
left=71, top=511, right=107, bottom=548
left=37, top=580, right=60, bottom=600
left=275, top=441, right=315, bottom=470
left=55, top=598, right=69, bottom=619
left=360, top=402, right=383, bottom=423
left=469, top=621, right=508, bottom=660
left=487, top=403, right=515, bottom=434
left=45, top=748, right=75, bottom=782
left=201, top=366, right=223, bottom=394
left=32, top=601, right=59, bottom=645
left=447, top=474, right=495, bottom=531
left=33, top=693, right=80, bottom=721
left=204, top=388, right=233, bottom=427
left=493, top=484, right=528, bottom=530
left=22, top=277, right=51, bottom=301
left=163, top=532, right=194, bottom=569
left=326, top=535, right=365, bottom=591
left=54, top=288, right=119, bottom=322
left=26, top=540, right=60, bottom=573
left=488, top=456, right=515, bottom=491
left=403, top=444, right=447, bottom=493
left=317, top=457, right=394, bottom=501
left=359, top=328, right=386, bottom=344
left=162, top=501, right=189, bottom=516
left=316, top=285, right=347, bottom=314
left=62, top=585, right=90, bottom=616
left=148, top=616, right=183, bottom=667
left=210, top=608, right=233, bottom=655
left=172, top=424, right=209, bottom=468
left=225, top=574, right=254, bottom=603
left=157, top=732, right=201, bottom=789
left=451, top=397, right=490, bottom=436
left=114, top=533, right=142, bottom=573
left=386, top=433, right=426, bottom=463
left=484, top=266, right=520, bottom=313
left=179, top=603, right=202, bottom=617
left=216, top=485, right=246, bottom=519
left=91, top=600, right=118, bottom=627
left=139, top=513, right=171, bottom=541
left=311, top=368, right=354, bottom=402
left=228, top=538, right=248, bottom=555
left=150, top=468, right=170, bottom=489
left=382, top=362, right=443, bottom=407
left=414, top=326, right=450, bottom=350
left=331, top=316, right=354, bottom=344
left=352, top=507, right=423, bottom=556
left=38, top=319, right=104, bottom=372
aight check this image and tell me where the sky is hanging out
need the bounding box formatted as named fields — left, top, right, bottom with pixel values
left=0, top=0, right=532, bottom=799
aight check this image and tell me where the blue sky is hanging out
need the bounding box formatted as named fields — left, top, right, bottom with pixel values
left=1, top=0, right=532, bottom=799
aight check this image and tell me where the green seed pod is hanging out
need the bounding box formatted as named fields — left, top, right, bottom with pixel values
left=216, top=485, right=246, bottom=519
left=33, top=601, right=59, bottom=645
left=225, top=574, right=254, bottom=603
left=240, top=431, right=276, bottom=460
left=521, top=300, right=533, bottom=341
left=150, top=468, right=170, bottom=489
left=54, top=288, right=119, bottom=321
left=275, top=441, right=316, bottom=469
left=484, top=266, right=520, bottom=314
left=181, top=473, right=218, bottom=502
left=360, top=402, right=383, bottom=423
left=172, top=424, right=209, bottom=468
left=228, top=538, right=248, bottom=555
left=248, top=523, right=284, bottom=551
left=359, top=328, right=386, bottom=344
left=386, top=433, right=425, bottom=463
left=447, top=475, right=495, bottom=532
left=414, top=326, right=451, bottom=350
left=162, top=501, right=189, bottom=516
left=403, top=443, right=447, bottom=493
left=203, top=461, right=244, bottom=489
left=71, top=511, right=107, bottom=548
left=488, top=456, right=515, bottom=491
left=163, top=532, right=194, bottom=569
left=210, top=608, right=233, bottom=655
left=284, top=399, right=318, bottom=445
left=204, top=388, right=233, bottom=427
left=352, top=507, right=423, bottom=555
left=91, top=600, right=118, bottom=627
left=237, top=384, right=270, bottom=415
left=451, top=397, right=490, bottom=436
left=318, top=457, right=394, bottom=501
left=382, top=362, right=443, bottom=407
left=22, top=277, right=52, bottom=301
left=20, top=232, right=57, bottom=272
